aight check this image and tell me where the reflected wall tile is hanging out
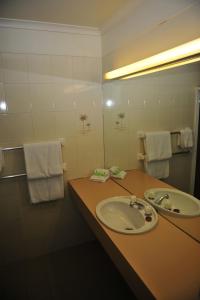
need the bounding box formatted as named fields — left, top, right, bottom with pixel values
left=29, top=84, right=55, bottom=112
left=28, top=54, right=53, bottom=83
left=5, top=84, right=31, bottom=113
left=2, top=53, right=28, bottom=83
left=32, top=111, right=57, bottom=140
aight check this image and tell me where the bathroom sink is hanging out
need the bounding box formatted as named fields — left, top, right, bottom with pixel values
left=96, top=196, right=158, bottom=234
left=144, top=188, right=200, bottom=217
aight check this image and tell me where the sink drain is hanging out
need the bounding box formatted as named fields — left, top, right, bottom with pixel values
left=125, top=227, right=133, bottom=230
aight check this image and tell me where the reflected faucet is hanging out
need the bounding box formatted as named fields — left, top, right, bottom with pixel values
left=155, top=194, right=169, bottom=205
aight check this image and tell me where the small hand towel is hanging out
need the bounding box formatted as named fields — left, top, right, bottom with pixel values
left=177, top=128, right=193, bottom=149
left=0, top=148, right=4, bottom=173
left=28, top=176, right=64, bottom=204
left=90, top=168, right=110, bottom=182
left=24, top=141, right=63, bottom=179
left=144, top=131, right=172, bottom=161
left=109, top=166, right=126, bottom=179
left=23, top=141, right=64, bottom=203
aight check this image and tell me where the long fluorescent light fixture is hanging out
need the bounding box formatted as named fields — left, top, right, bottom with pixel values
left=104, top=38, right=200, bottom=80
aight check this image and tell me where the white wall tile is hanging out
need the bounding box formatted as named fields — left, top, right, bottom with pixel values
left=32, top=111, right=57, bottom=140
left=53, top=83, right=75, bottom=111
left=51, top=55, right=72, bottom=82
left=0, top=113, right=34, bottom=143
left=5, top=84, right=31, bottom=113
left=55, top=110, right=78, bottom=137
left=28, top=54, right=53, bottom=83
left=29, top=84, right=55, bottom=112
left=72, top=56, right=101, bottom=82
left=2, top=53, right=28, bottom=83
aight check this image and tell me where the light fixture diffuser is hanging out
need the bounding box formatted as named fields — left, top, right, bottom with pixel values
left=104, top=38, right=200, bottom=80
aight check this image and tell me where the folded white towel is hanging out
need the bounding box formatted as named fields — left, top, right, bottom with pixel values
left=109, top=166, right=126, bottom=179
left=90, top=168, right=110, bottom=182
left=28, top=176, right=64, bottom=204
left=24, top=141, right=63, bottom=179
left=144, top=160, right=169, bottom=179
left=145, top=131, right=172, bottom=161
left=0, top=148, right=4, bottom=173
left=23, top=141, right=64, bottom=203
left=177, top=128, right=193, bottom=149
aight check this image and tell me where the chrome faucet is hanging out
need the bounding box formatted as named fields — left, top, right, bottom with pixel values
left=155, top=194, right=169, bottom=205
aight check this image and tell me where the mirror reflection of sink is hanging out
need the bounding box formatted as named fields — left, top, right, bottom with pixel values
left=144, top=188, right=200, bottom=217
left=96, top=196, right=158, bottom=234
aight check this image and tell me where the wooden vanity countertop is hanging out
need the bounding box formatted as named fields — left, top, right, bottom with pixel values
left=113, top=169, right=200, bottom=242
left=69, top=177, right=200, bottom=300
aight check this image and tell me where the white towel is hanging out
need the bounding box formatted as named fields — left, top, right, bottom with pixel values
left=177, top=127, right=193, bottom=149
left=144, top=131, right=172, bottom=179
left=23, top=141, right=64, bottom=203
left=144, top=160, right=169, bottom=179
left=144, top=131, right=172, bottom=162
left=90, top=168, right=110, bottom=182
left=0, top=148, right=4, bottom=173
left=28, top=176, right=64, bottom=204
left=24, top=141, right=63, bottom=179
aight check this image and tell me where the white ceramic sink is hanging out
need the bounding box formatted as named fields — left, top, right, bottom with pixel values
left=96, top=196, right=158, bottom=234
left=144, top=188, right=200, bottom=217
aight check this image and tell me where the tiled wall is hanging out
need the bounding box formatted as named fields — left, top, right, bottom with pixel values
left=103, top=63, right=200, bottom=192
left=0, top=23, right=103, bottom=265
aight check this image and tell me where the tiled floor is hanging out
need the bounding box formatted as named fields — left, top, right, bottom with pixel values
left=0, top=241, right=136, bottom=300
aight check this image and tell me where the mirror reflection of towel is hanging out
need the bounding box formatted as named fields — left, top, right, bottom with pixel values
left=178, top=128, right=193, bottom=149
left=144, top=131, right=172, bottom=179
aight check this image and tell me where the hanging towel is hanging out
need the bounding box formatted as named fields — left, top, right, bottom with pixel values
left=0, top=148, right=4, bottom=173
left=144, top=131, right=172, bottom=179
left=24, top=141, right=63, bottom=179
left=177, top=127, right=193, bottom=149
left=144, top=160, right=169, bottom=179
left=144, top=131, right=172, bottom=161
left=28, top=176, right=64, bottom=204
left=23, top=141, right=64, bottom=203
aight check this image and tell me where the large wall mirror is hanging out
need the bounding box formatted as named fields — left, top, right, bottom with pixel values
left=103, top=62, right=200, bottom=241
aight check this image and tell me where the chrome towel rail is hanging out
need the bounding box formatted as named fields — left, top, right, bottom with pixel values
left=2, top=146, right=23, bottom=151
left=0, top=146, right=26, bottom=180
left=0, top=140, right=65, bottom=180
left=1, top=173, right=27, bottom=180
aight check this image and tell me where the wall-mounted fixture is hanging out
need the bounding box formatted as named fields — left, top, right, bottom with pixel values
left=115, top=113, right=126, bottom=130
left=80, top=113, right=91, bottom=134
left=104, top=38, right=200, bottom=80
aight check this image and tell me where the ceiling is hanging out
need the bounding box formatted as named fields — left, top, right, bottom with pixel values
left=0, top=0, right=133, bottom=28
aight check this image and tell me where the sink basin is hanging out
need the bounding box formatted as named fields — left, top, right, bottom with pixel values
left=96, top=196, right=158, bottom=234
left=144, top=188, right=200, bottom=217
